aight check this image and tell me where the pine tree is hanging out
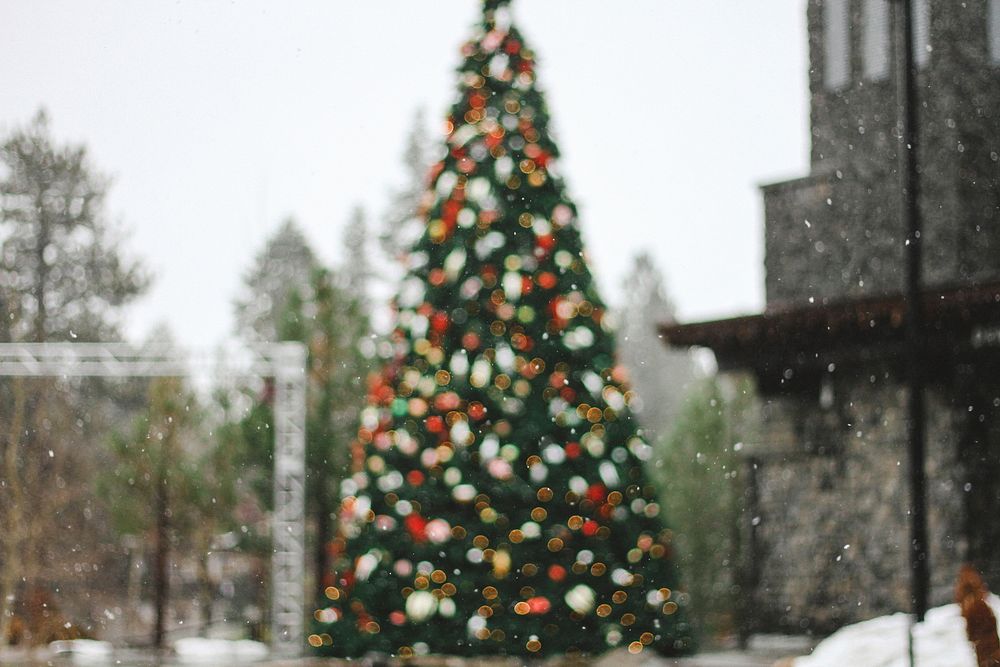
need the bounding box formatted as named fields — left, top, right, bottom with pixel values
left=618, top=252, right=699, bottom=442
left=313, top=0, right=693, bottom=658
left=0, top=110, right=149, bottom=646
left=233, top=217, right=317, bottom=343
left=379, top=109, right=433, bottom=268
left=655, top=378, right=747, bottom=642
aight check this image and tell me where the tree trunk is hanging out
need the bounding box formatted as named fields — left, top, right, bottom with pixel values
left=153, top=460, right=170, bottom=650
left=0, top=379, right=27, bottom=646
left=197, top=546, right=213, bottom=636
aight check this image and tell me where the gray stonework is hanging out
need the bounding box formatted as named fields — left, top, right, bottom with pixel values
left=764, top=0, right=1000, bottom=309
left=735, top=0, right=1000, bottom=634
left=740, top=369, right=966, bottom=635
left=665, top=0, right=1000, bottom=638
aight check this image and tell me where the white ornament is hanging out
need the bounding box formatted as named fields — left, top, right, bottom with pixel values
left=443, top=248, right=467, bottom=281
left=565, top=584, right=595, bottom=614
left=405, top=591, right=438, bottom=622
left=438, top=597, right=457, bottom=618
left=502, top=271, right=522, bottom=301
left=599, top=461, right=621, bottom=487
left=425, top=519, right=452, bottom=544
left=355, top=551, right=380, bottom=582
left=542, top=443, right=566, bottom=465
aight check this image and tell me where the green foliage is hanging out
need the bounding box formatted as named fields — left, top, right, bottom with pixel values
left=0, top=109, right=148, bottom=343
left=230, top=216, right=376, bottom=586
left=0, top=109, right=149, bottom=646
left=654, top=377, right=751, bottom=642
left=233, top=218, right=317, bottom=344
left=100, top=376, right=233, bottom=547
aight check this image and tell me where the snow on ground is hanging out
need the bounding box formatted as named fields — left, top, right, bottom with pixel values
left=172, top=638, right=269, bottom=663
left=795, top=594, right=1000, bottom=667
left=48, top=639, right=114, bottom=664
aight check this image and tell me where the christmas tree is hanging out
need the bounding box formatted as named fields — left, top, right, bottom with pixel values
left=312, top=0, right=694, bottom=658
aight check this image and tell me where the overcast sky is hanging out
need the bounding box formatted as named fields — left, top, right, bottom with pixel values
left=1, top=0, right=810, bottom=350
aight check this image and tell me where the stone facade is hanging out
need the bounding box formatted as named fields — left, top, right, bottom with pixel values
left=764, top=0, right=1000, bottom=308
left=741, top=368, right=967, bottom=635
left=666, top=0, right=1000, bottom=637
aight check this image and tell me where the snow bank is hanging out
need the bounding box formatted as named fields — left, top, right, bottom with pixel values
left=795, top=595, right=1000, bottom=667
left=48, top=639, right=114, bottom=664
left=173, top=637, right=269, bottom=663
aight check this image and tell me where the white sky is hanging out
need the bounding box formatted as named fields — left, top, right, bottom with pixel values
left=0, top=0, right=810, bottom=349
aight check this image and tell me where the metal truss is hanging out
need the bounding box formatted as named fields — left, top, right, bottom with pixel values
left=0, top=342, right=308, bottom=658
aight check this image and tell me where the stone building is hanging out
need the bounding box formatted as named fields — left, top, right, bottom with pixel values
left=662, top=0, right=1000, bottom=635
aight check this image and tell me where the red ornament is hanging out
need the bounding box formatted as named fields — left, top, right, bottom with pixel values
left=462, top=332, right=481, bottom=351
left=526, top=596, right=551, bottom=614
left=431, top=312, right=450, bottom=333
left=405, top=513, right=428, bottom=541
left=429, top=268, right=446, bottom=286
left=537, top=272, right=558, bottom=290
left=442, top=199, right=462, bottom=231
left=582, top=520, right=599, bottom=537
left=521, top=275, right=534, bottom=296
left=407, top=470, right=426, bottom=487
left=426, top=415, right=445, bottom=433
left=372, top=383, right=394, bottom=405
left=389, top=610, right=406, bottom=626
left=468, top=402, right=487, bottom=421
left=547, top=564, right=567, bottom=582
left=586, top=483, right=608, bottom=503
left=565, top=442, right=581, bottom=459
left=434, top=392, right=460, bottom=411
left=535, top=234, right=555, bottom=254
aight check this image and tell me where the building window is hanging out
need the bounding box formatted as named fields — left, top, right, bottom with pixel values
left=824, top=0, right=851, bottom=90
left=912, top=0, right=931, bottom=67
left=862, top=0, right=890, bottom=80
left=990, top=0, right=1000, bottom=64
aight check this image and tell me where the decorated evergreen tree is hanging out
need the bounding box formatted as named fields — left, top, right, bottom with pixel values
left=312, top=0, right=693, bottom=658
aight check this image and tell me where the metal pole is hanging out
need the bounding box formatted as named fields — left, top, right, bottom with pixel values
left=270, top=342, right=308, bottom=658
left=0, top=342, right=310, bottom=657
left=894, top=0, right=929, bottom=627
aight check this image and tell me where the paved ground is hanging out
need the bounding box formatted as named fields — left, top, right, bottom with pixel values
left=1, top=638, right=814, bottom=666
left=267, top=641, right=810, bottom=667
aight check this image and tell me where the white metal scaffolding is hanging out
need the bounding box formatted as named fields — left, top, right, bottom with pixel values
left=0, top=342, right=308, bottom=658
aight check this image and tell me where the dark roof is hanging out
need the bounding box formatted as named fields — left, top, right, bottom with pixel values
left=660, top=282, right=1000, bottom=370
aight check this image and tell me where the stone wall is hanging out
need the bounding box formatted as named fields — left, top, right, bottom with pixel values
left=740, top=366, right=966, bottom=635
left=764, top=0, right=1000, bottom=308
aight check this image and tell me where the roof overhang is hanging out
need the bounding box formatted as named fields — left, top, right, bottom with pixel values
left=660, top=282, right=1000, bottom=375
